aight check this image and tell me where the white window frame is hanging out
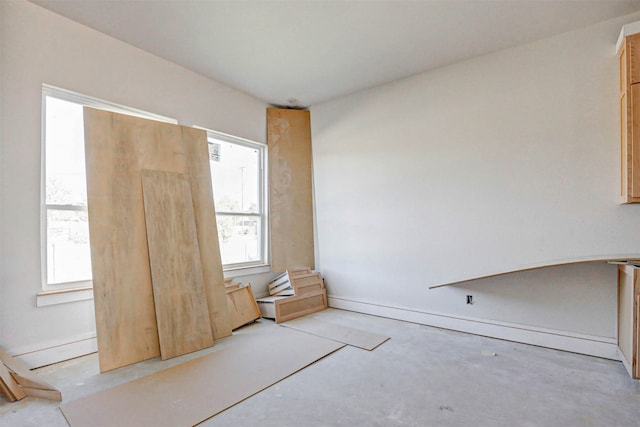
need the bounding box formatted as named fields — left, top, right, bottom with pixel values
left=41, top=84, right=177, bottom=293
left=203, top=129, right=269, bottom=274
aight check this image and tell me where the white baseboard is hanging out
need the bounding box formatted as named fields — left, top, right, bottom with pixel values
left=328, top=295, right=620, bottom=360
left=12, top=336, right=97, bottom=369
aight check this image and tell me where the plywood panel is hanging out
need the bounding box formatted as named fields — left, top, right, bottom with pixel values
left=267, top=108, right=314, bottom=272
left=618, top=266, right=635, bottom=372
left=226, top=285, right=261, bottom=330
left=60, top=324, right=344, bottom=427
left=630, top=84, right=640, bottom=199
left=276, top=290, right=327, bottom=323
left=635, top=294, right=639, bottom=378
left=84, top=108, right=230, bottom=372
left=84, top=108, right=160, bottom=372
left=141, top=170, right=214, bottom=359
left=180, top=127, right=231, bottom=339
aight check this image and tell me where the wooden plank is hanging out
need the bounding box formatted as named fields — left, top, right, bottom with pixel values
left=180, top=127, right=231, bottom=340
left=267, top=108, right=315, bottom=272
left=60, top=325, right=344, bottom=427
left=631, top=84, right=640, bottom=199
left=618, top=265, right=639, bottom=379
left=84, top=108, right=162, bottom=372
left=225, top=285, right=261, bottom=330
left=287, top=268, right=311, bottom=278
left=292, top=272, right=323, bottom=287
left=0, top=346, right=31, bottom=374
left=281, top=315, right=390, bottom=350
left=628, top=33, right=640, bottom=85
left=635, top=294, right=639, bottom=378
left=84, top=108, right=230, bottom=371
left=0, top=376, right=17, bottom=402
left=20, top=386, right=62, bottom=401
left=0, top=361, right=25, bottom=401
left=141, top=170, right=214, bottom=360
left=0, top=347, right=59, bottom=392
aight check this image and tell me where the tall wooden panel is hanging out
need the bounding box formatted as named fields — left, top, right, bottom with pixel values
left=267, top=108, right=315, bottom=272
left=141, top=170, right=214, bottom=360
left=618, top=264, right=639, bottom=379
left=84, top=108, right=231, bottom=372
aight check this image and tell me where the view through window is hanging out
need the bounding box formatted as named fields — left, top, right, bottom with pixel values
left=208, top=133, right=266, bottom=267
left=42, top=85, right=176, bottom=289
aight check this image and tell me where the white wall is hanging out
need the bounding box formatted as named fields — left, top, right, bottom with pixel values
left=311, top=12, right=640, bottom=358
left=0, top=0, right=269, bottom=365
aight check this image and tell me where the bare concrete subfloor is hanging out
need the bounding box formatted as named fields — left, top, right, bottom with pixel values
left=1, top=309, right=639, bottom=426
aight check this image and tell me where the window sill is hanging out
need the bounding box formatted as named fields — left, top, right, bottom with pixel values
left=35, top=265, right=270, bottom=307
left=37, top=286, right=94, bottom=307
left=223, top=264, right=271, bottom=279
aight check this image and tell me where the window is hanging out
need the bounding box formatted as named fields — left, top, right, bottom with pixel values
left=207, top=131, right=267, bottom=269
left=42, top=85, right=176, bottom=290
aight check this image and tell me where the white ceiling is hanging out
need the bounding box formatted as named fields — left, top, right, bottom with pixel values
left=31, top=0, right=640, bottom=107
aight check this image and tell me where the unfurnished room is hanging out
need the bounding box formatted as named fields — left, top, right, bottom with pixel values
left=1, top=0, right=640, bottom=426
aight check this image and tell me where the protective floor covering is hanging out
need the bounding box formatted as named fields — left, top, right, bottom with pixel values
left=60, top=324, right=344, bottom=427
left=280, top=313, right=390, bottom=350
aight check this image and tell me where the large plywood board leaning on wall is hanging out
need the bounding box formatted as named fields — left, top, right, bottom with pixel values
left=84, top=108, right=231, bottom=372
left=141, top=170, right=214, bottom=359
left=267, top=108, right=315, bottom=272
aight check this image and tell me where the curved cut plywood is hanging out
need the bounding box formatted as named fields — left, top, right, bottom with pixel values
left=429, top=254, right=640, bottom=289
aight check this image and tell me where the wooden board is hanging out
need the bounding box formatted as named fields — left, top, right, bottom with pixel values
left=281, top=316, right=390, bottom=351
left=0, top=346, right=61, bottom=400
left=60, top=324, right=344, bottom=427
left=0, top=361, right=25, bottom=401
left=628, top=33, right=640, bottom=85
left=141, top=170, right=214, bottom=359
left=84, top=108, right=231, bottom=372
left=257, top=290, right=327, bottom=323
left=633, top=294, right=640, bottom=379
left=180, top=126, right=232, bottom=340
left=635, top=293, right=640, bottom=378
left=618, top=264, right=639, bottom=379
left=267, top=108, right=315, bottom=272
left=276, top=290, right=326, bottom=323
left=226, top=285, right=261, bottom=330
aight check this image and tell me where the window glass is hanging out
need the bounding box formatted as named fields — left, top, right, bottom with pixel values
left=208, top=134, right=266, bottom=268
left=42, top=85, right=176, bottom=289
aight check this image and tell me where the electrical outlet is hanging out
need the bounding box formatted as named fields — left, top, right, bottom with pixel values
left=466, top=295, right=473, bottom=305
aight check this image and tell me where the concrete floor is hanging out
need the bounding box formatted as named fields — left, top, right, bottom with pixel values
left=1, top=309, right=639, bottom=426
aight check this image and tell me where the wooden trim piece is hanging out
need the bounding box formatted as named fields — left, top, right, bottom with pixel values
left=267, top=108, right=315, bottom=272
left=0, top=346, right=59, bottom=394
left=21, top=386, right=62, bottom=401
left=0, top=361, right=26, bottom=401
